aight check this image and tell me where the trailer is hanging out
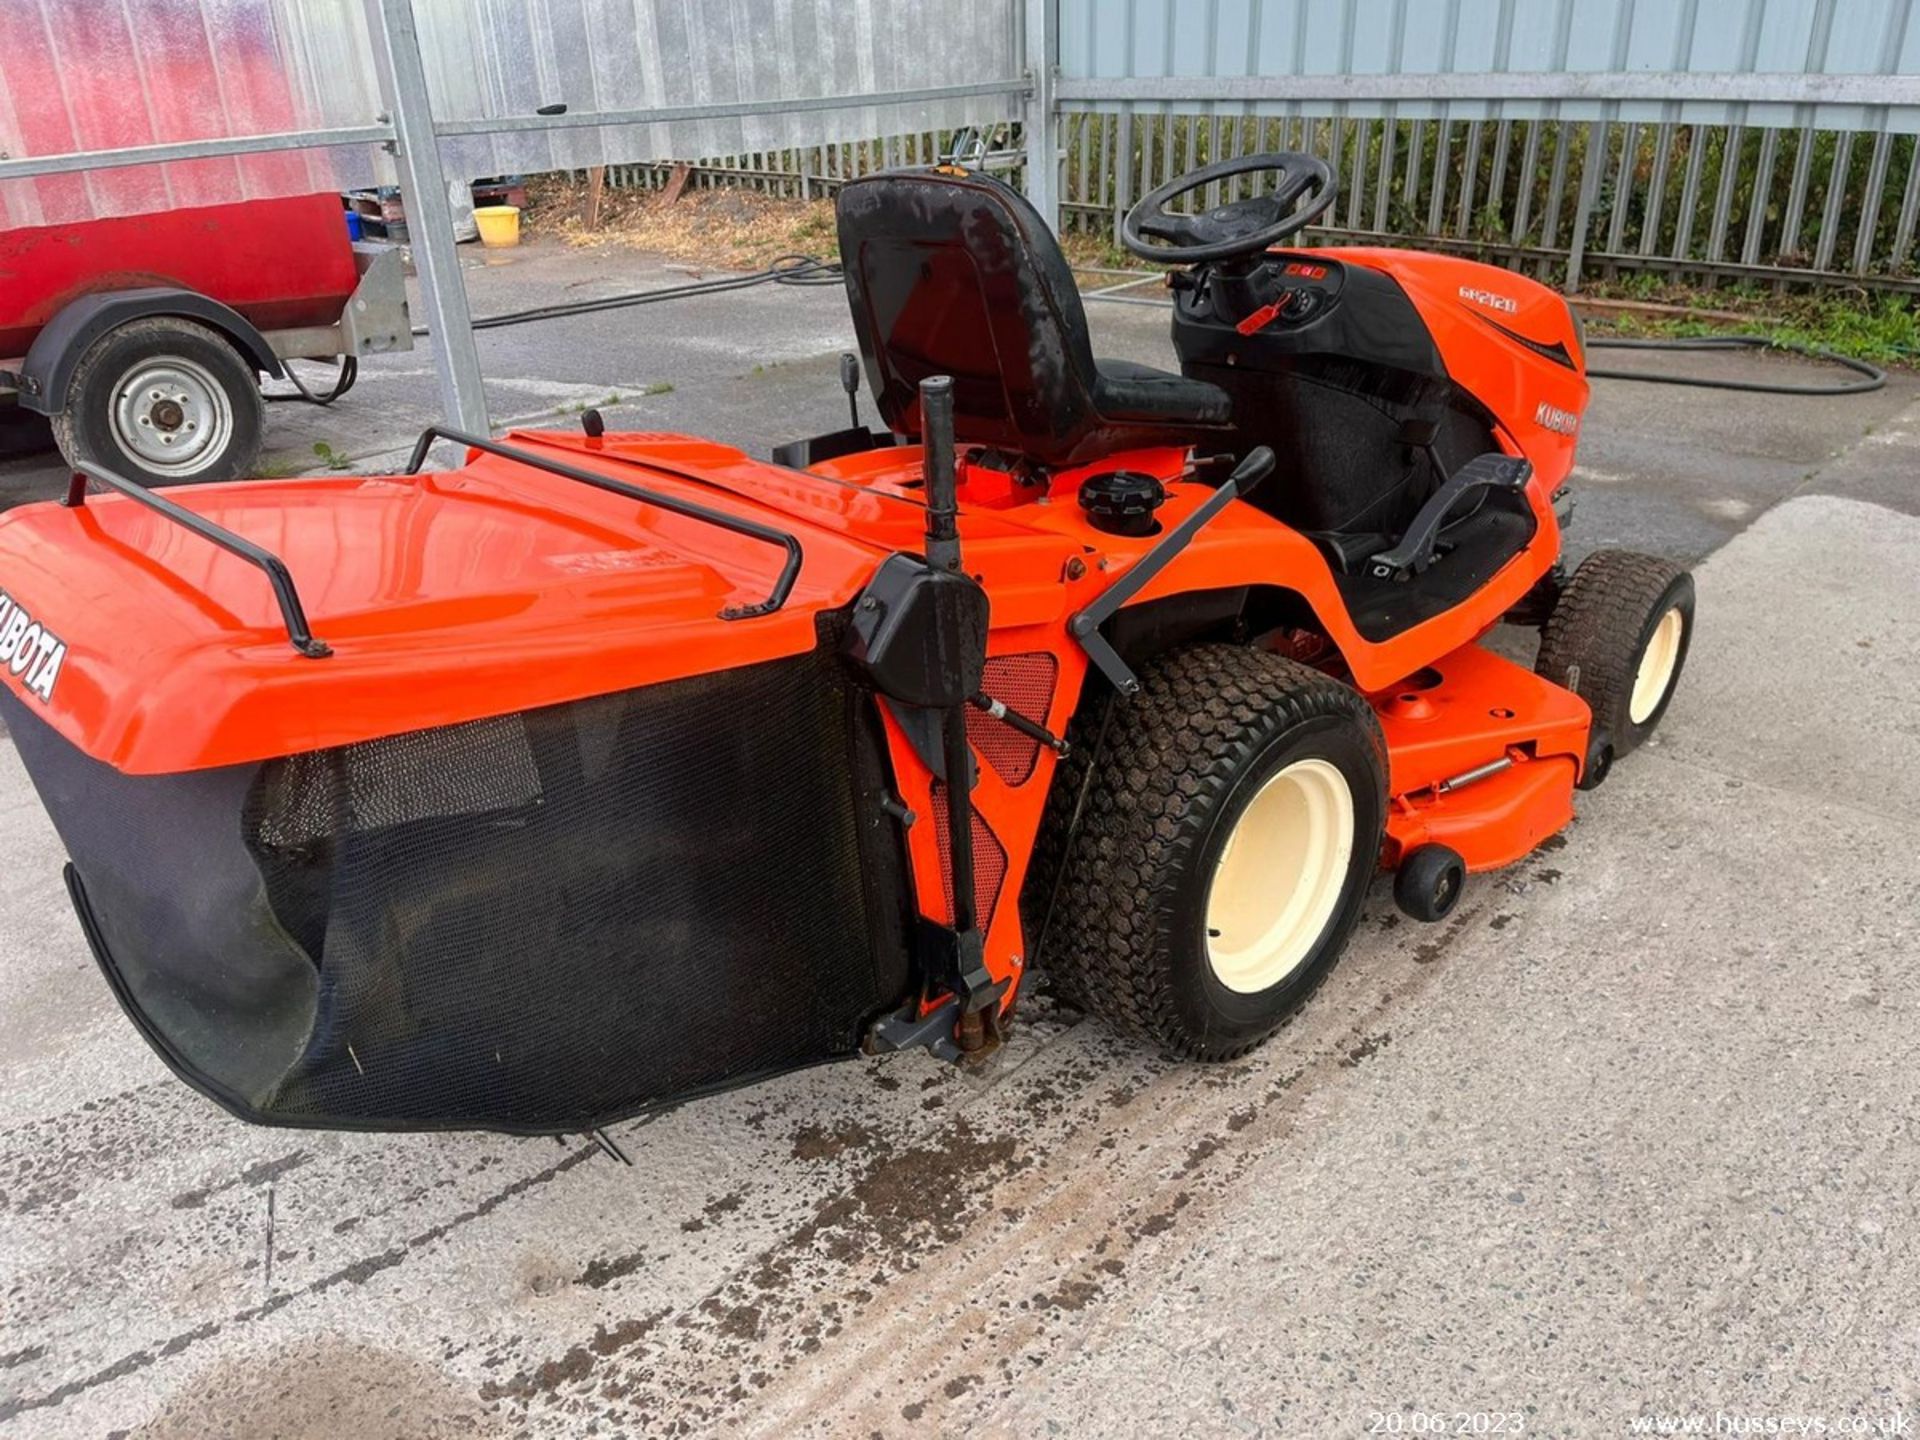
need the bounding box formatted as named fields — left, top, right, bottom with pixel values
left=0, top=191, right=411, bottom=483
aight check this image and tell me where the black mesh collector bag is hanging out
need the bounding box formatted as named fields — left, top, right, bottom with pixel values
left=1, top=643, right=913, bottom=1132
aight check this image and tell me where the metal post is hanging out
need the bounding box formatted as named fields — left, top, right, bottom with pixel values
left=1566, top=119, right=1606, bottom=293
left=1023, top=0, right=1061, bottom=231
left=363, top=0, right=490, bottom=437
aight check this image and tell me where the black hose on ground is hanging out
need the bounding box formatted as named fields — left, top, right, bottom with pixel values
left=259, top=254, right=843, bottom=409
left=409, top=248, right=1894, bottom=399
left=415, top=252, right=844, bottom=338
left=1584, top=334, right=1887, bottom=395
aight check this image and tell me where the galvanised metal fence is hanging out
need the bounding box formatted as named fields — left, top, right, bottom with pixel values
left=581, top=106, right=1920, bottom=294
left=1050, top=111, right=1920, bottom=292
left=1045, top=0, right=1920, bottom=293
left=575, top=130, right=1022, bottom=200
left=608, top=1, right=1920, bottom=293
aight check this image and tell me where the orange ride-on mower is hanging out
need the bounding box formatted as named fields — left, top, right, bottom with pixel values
left=0, top=153, right=1694, bottom=1134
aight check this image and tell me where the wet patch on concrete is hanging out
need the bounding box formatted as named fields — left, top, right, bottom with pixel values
left=1411, top=904, right=1486, bottom=964
left=170, top=1151, right=311, bottom=1211
left=0, top=1083, right=188, bottom=1217
left=127, top=1340, right=509, bottom=1440
left=1, top=1142, right=601, bottom=1428
left=1340, top=1032, right=1393, bottom=1068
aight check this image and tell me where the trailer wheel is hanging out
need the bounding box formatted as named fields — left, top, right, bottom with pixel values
left=1040, top=644, right=1387, bottom=1062
left=1535, top=549, right=1695, bottom=760
left=50, top=315, right=265, bottom=485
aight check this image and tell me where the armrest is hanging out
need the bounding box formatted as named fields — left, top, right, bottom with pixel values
left=1368, top=453, right=1533, bottom=580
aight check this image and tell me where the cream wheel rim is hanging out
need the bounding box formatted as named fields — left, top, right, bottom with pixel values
left=1630, top=606, right=1685, bottom=725
left=1205, top=757, right=1355, bottom=994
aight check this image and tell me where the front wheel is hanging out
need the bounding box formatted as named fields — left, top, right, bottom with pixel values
left=50, top=315, right=265, bottom=485
left=1535, top=549, right=1695, bottom=762
left=1039, top=644, right=1388, bottom=1061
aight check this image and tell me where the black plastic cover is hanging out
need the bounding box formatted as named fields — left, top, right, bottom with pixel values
left=1173, top=254, right=1496, bottom=537
left=769, top=426, right=895, bottom=470
left=843, top=553, right=989, bottom=708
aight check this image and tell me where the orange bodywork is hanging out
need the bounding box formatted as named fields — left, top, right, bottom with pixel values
left=0, top=429, right=1588, bottom=1022
left=0, top=247, right=1595, bottom=1026
left=810, top=426, right=1591, bottom=1004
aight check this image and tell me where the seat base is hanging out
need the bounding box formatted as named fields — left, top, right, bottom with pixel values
left=1092, top=357, right=1231, bottom=427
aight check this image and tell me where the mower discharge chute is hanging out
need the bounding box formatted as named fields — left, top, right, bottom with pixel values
left=0, top=153, right=1694, bottom=1134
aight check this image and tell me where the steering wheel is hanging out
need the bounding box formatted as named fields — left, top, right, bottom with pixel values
left=1121, top=152, right=1336, bottom=264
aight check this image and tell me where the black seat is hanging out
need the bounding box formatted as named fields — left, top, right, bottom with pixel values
left=836, top=167, right=1230, bottom=469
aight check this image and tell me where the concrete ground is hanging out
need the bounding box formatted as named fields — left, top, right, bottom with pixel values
left=1, top=239, right=1917, bottom=1438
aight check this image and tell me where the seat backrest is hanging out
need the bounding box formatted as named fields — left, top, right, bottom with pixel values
left=835, top=167, right=1109, bottom=466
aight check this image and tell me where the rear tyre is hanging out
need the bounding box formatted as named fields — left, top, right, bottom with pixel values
left=1535, top=550, right=1694, bottom=762
left=1040, top=644, right=1387, bottom=1061
left=50, top=316, right=265, bottom=485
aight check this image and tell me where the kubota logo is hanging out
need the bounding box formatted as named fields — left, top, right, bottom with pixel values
left=1534, top=400, right=1580, bottom=436
left=1458, top=285, right=1519, bottom=314
left=0, top=590, right=67, bottom=703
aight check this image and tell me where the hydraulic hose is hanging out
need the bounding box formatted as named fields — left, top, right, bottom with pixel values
left=1584, top=334, right=1887, bottom=396
left=263, top=354, right=359, bottom=405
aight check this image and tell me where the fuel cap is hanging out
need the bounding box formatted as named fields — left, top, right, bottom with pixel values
left=1078, top=470, right=1166, bottom=537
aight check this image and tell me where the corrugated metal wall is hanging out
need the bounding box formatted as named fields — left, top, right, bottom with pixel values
left=0, top=0, right=346, bottom=227
left=1059, top=0, right=1920, bottom=131
left=0, top=0, right=1021, bottom=225
left=4, top=0, right=1911, bottom=285
left=284, top=0, right=1021, bottom=183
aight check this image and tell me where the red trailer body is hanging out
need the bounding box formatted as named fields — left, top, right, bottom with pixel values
left=0, top=193, right=360, bottom=361
left=0, top=0, right=406, bottom=483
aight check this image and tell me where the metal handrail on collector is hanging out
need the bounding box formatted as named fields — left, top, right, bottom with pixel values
left=53, top=421, right=806, bottom=669
left=405, top=426, right=804, bottom=620
left=62, top=465, right=331, bottom=658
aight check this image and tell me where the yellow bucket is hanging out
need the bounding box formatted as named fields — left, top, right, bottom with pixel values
left=474, top=204, right=521, bottom=248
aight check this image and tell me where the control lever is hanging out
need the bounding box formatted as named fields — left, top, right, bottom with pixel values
left=1227, top=445, right=1277, bottom=497
left=839, top=352, right=862, bottom=430
left=1069, top=446, right=1276, bottom=696
left=921, top=376, right=996, bottom=1019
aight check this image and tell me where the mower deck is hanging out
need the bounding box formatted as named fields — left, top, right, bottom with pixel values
left=1371, top=641, right=1587, bottom=871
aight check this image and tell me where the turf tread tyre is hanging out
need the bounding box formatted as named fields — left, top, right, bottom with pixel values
left=1535, top=549, right=1694, bottom=758
left=1038, top=644, right=1386, bottom=1061
left=50, top=315, right=265, bottom=485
